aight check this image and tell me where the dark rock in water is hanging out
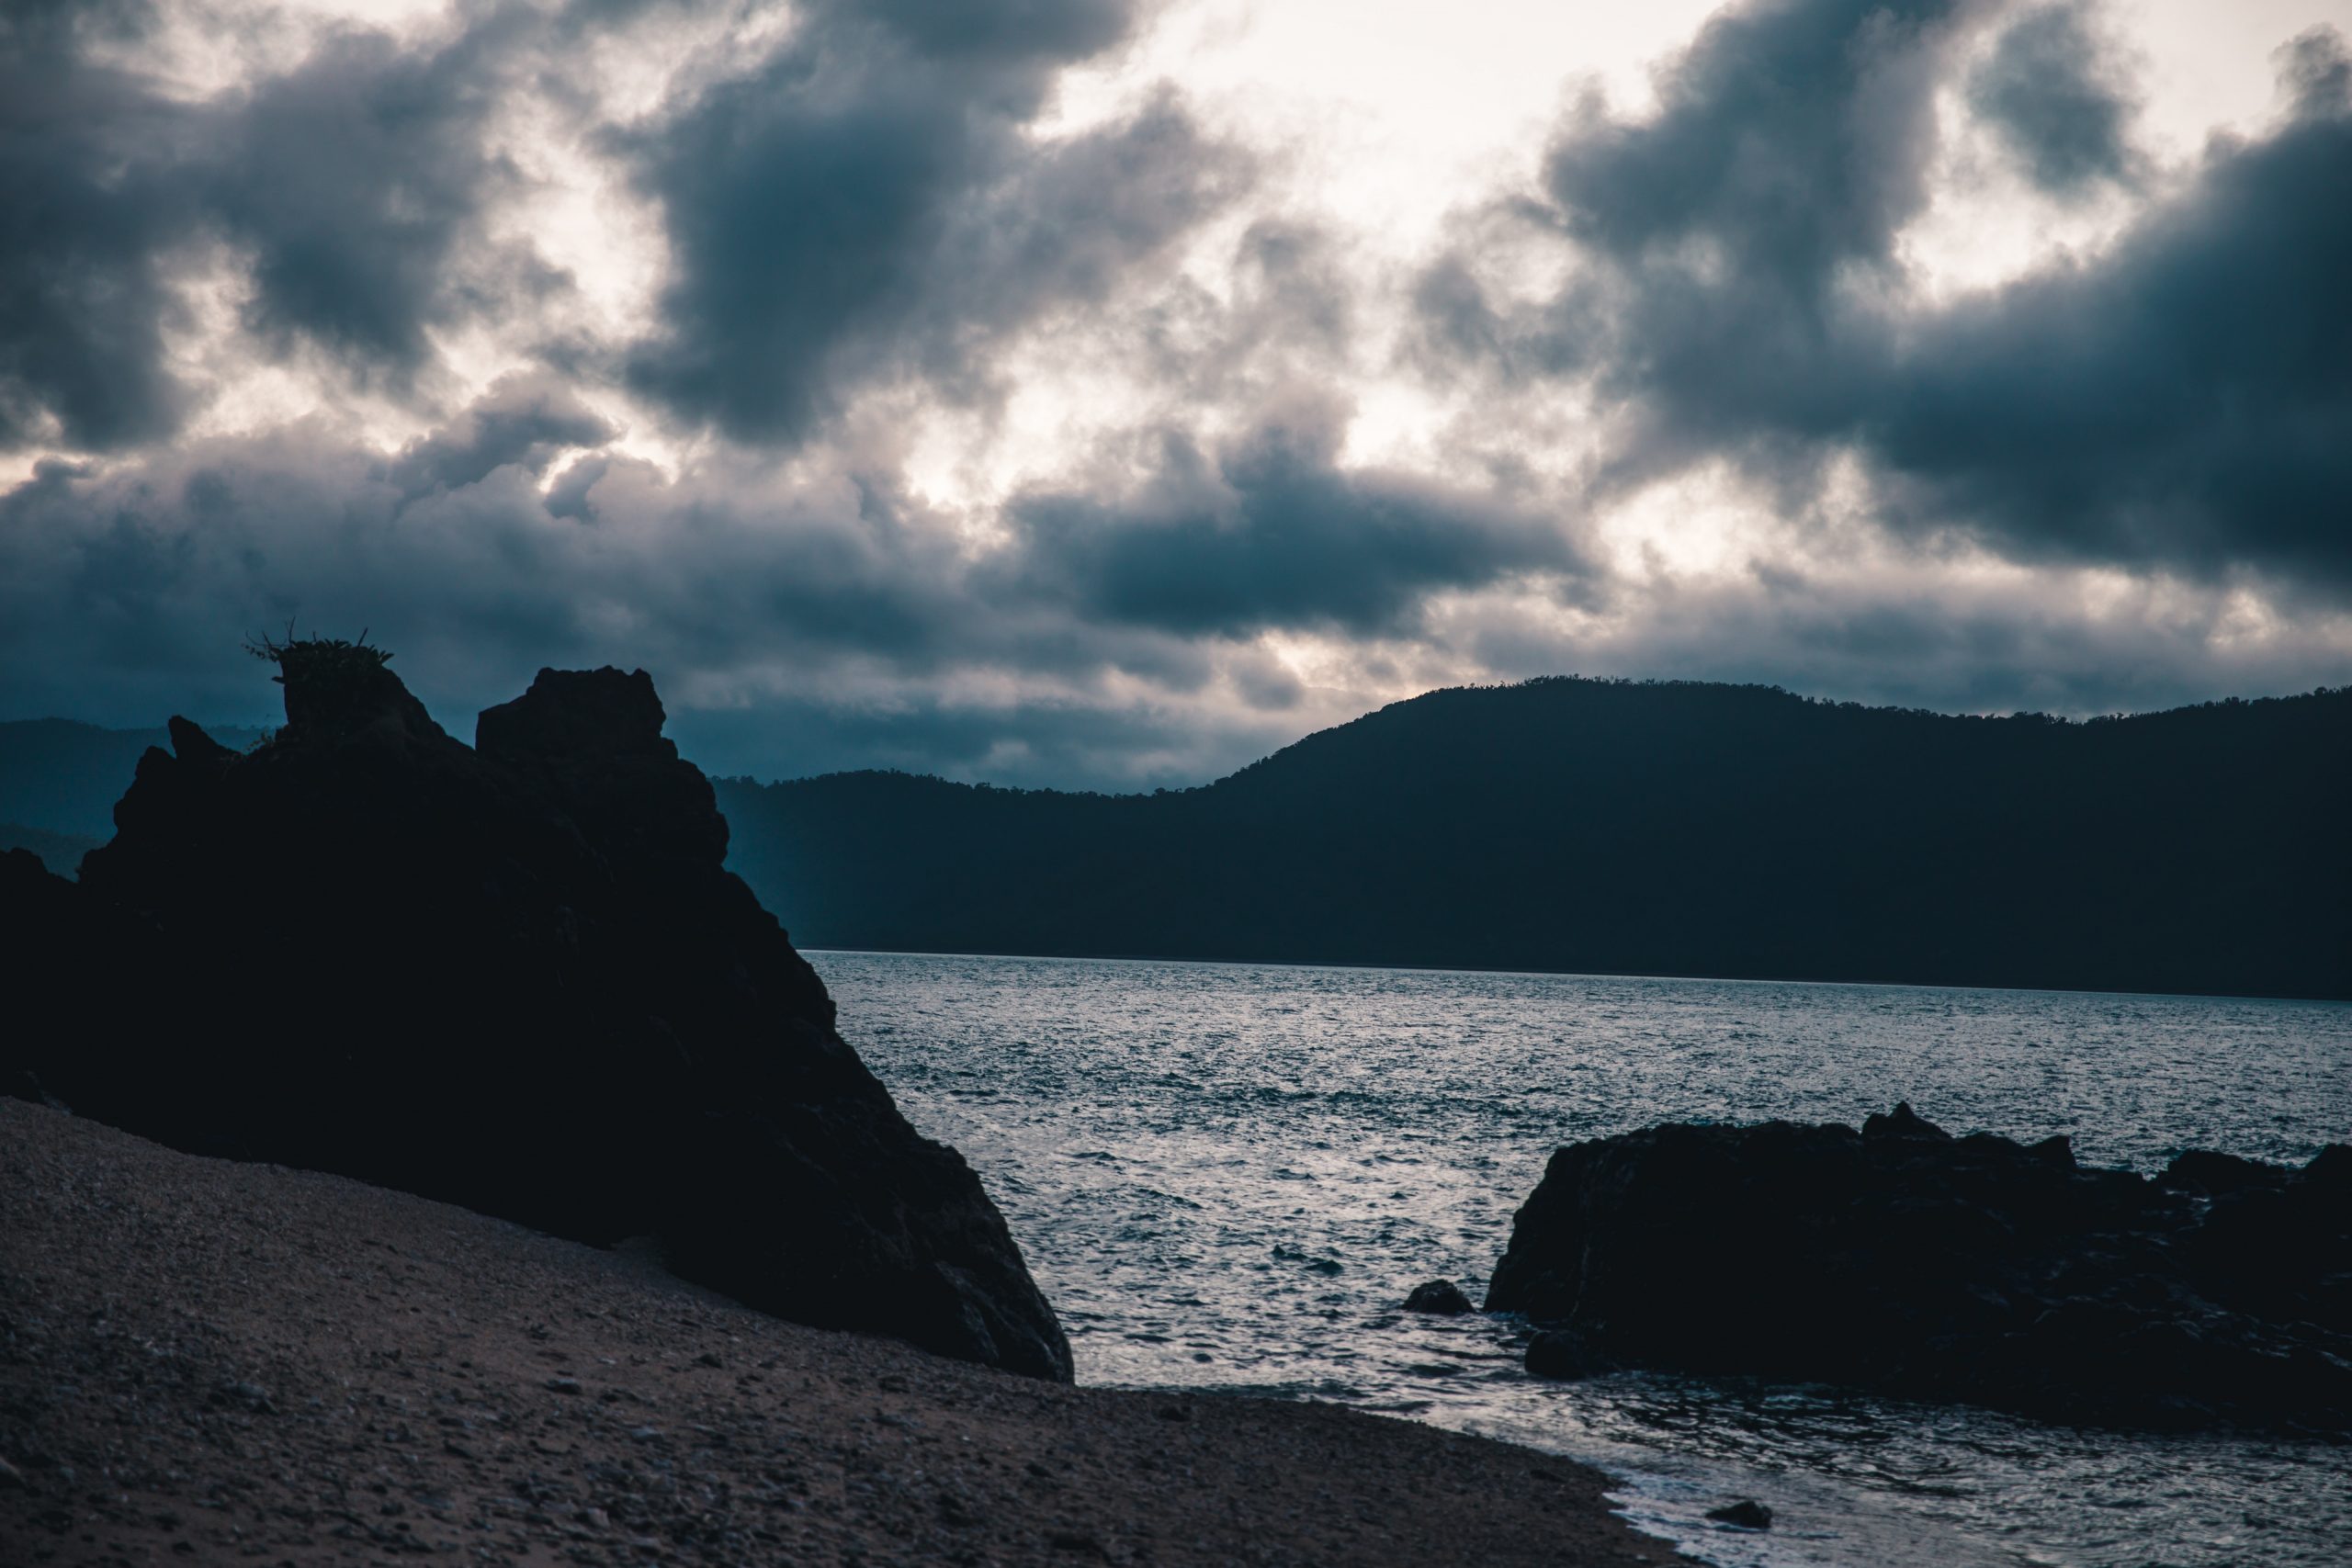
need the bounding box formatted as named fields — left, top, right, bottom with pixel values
left=1485, top=1107, right=2352, bottom=1433
left=0, top=652, right=1069, bottom=1381
left=1705, top=1501, right=1772, bottom=1529
left=1523, top=1330, right=1611, bottom=1382
left=1403, top=1280, right=1475, bottom=1314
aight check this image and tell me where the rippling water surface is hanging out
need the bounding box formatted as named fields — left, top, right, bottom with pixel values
left=807, top=953, right=2352, bottom=1568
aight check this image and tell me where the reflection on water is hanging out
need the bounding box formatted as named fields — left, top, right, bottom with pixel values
left=809, top=952, right=2352, bottom=1568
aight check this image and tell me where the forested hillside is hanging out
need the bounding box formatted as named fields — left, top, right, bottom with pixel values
left=716, top=679, right=2352, bottom=998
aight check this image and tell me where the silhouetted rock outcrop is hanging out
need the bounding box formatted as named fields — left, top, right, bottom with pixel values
left=1487, top=1106, right=2352, bottom=1434
left=1, top=649, right=1069, bottom=1381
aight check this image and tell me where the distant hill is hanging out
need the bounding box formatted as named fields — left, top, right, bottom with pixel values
left=0, top=719, right=266, bottom=839
left=715, top=678, right=2352, bottom=1000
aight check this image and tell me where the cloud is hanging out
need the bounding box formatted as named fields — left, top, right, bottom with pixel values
left=0, top=406, right=935, bottom=730
left=1, top=0, right=2344, bottom=794
left=198, top=18, right=544, bottom=378
left=622, top=1, right=1242, bottom=442
left=826, top=0, right=1136, bottom=65
left=3, top=0, right=1237, bottom=455
left=1407, top=0, right=1980, bottom=455
left=0, top=474, right=1046, bottom=792
left=1422, top=1, right=2352, bottom=591
left=1548, top=0, right=1976, bottom=299
left=0, top=372, right=1577, bottom=714
left=0, top=0, right=1313, bottom=787
left=0, top=14, right=197, bottom=449
left=1859, top=58, right=2352, bottom=585
left=999, top=405, right=1588, bottom=638
left=1968, top=2, right=2143, bottom=191
left=0, top=0, right=551, bottom=449
left=382, top=372, right=611, bottom=505
left=2, top=370, right=2343, bottom=791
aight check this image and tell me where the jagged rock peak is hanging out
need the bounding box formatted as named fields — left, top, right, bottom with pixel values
left=477, top=666, right=726, bottom=868
left=165, top=716, right=234, bottom=767
left=477, top=667, right=674, bottom=762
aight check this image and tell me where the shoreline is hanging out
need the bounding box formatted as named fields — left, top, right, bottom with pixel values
left=0, top=1100, right=1690, bottom=1567
left=794, top=946, right=2352, bottom=1010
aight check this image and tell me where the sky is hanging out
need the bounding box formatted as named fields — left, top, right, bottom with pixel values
left=2, top=0, right=2347, bottom=788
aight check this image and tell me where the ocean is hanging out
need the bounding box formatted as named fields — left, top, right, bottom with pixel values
left=807, top=951, right=2352, bottom=1568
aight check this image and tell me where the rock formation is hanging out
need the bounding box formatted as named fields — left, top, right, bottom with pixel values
left=1487, top=1104, right=2352, bottom=1434
left=0, top=641, right=1069, bottom=1381
left=1402, top=1280, right=1475, bottom=1314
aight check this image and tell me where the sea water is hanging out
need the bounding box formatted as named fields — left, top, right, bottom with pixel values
left=806, top=952, right=2352, bottom=1568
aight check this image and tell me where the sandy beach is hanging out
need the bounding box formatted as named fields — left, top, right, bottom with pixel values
left=0, top=1100, right=1685, bottom=1567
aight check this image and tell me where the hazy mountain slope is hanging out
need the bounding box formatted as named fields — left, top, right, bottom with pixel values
left=716, top=679, right=2352, bottom=998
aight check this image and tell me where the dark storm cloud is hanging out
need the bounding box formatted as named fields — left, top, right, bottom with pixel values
left=199, top=19, right=538, bottom=376
left=386, top=374, right=614, bottom=502
left=0, top=0, right=546, bottom=450
left=4, top=0, right=2342, bottom=794
left=825, top=0, right=1135, bottom=64
left=0, top=13, right=195, bottom=449
left=1407, top=0, right=1977, bottom=416
left=999, top=413, right=1585, bottom=638
left=1424, top=0, right=2352, bottom=590
left=0, top=408, right=949, bottom=730
left=541, top=454, right=611, bottom=522
left=1517, top=0, right=1973, bottom=443
left=0, top=0, right=1315, bottom=788
left=1968, top=3, right=2142, bottom=191
left=1544, top=0, right=1971, bottom=296
left=0, top=370, right=1576, bottom=784
left=6, top=0, right=1218, bottom=456
left=0, top=367, right=1194, bottom=715
left=623, top=0, right=1241, bottom=441
left=1859, top=65, right=2352, bottom=582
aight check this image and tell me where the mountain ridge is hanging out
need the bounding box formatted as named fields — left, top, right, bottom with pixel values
left=10, top=676, right=2345, bottom=998
left=713, top=676, right=2351, bottom=999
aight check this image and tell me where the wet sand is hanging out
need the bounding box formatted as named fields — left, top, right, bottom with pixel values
left=0, top=1100, right=1684, bottom=1567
